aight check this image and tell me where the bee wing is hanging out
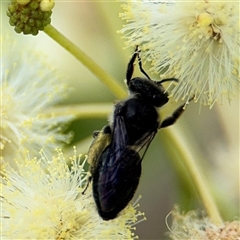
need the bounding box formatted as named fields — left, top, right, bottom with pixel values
left=110, top=111, right=157, bottom=165
left=108, top=114, right=128, bottom=164
left=95, top=145, right=141, bottom=215
left=95, top=114, right=157, bottom=215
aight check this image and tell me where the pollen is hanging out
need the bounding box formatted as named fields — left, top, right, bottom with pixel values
left=119, top=0, right=240, bottom=107
left=1, top=148, right=144, bottom=239
left=197, top=12, right=213, bottom=27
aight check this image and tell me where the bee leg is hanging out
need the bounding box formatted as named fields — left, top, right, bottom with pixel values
left=82, top=176, right=92, bottom=195
left=93, top=131, right=100, bottom=138
left=156, top=78, right=178, bottom=85
left=83, top=125, right=112, bottom=195
left=102, top=125, right=112, bottom=134
left=93, top=125, right=111, bottom=138
left=159, top=97, right=194, bottom=129
left=136, top=48, right=151, bottom=80
left=126, top=46, right=140, bottom=84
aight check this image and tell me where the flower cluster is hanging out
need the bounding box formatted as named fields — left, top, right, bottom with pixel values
left=1, top=32, right=145, bottom=238
left=7, top=0, right=54, bottom=35
left=120, top=0, right=240, bottom=107
left=1, top=148, right=144, bottom=239
left=1, top=35, right=73, bottom=167
left=168, top=206, right=240, bottom=240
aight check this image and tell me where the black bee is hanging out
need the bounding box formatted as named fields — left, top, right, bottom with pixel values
left=86, top=46, right=193, bottom=220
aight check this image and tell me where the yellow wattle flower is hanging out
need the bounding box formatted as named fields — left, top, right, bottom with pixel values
left=119, top=0, right=240, bottom=108
left=1, top=148, right=145, bottom=239
left=1, top=35, right=73, bottom=167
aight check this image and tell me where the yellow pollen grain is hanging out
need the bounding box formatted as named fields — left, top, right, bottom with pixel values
left=197, top=12, right=213, bottom=27
left=22, top=119, right=34, bottom=127
left=122, top=5, right=134, bottom=20
left=205, top=26, right=213, bottom=38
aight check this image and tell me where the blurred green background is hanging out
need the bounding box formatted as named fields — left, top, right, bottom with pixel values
left=1, top=1, right=239, bottom=239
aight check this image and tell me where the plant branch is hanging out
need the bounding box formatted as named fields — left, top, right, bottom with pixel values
left=44, top=25, right=126, bottom=99
left=163, top=127, right=223, bottom=226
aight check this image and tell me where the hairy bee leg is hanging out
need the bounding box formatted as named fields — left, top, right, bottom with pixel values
left=102, top=125, right=112, bottom=135
left=159, top=97, right=194, bottom=129
left=82, top=175, right=92, bottom=195
left=93, top=125, right=111, bottom=138
left=156, top=78, right=178, bottom=85
left=93, top=131, right=100, bottom=138
left=136, top=49, right=151, bottom=80
left=83, top=125, right=112, bottom=195
left=126, top=46, right=140, bottom=84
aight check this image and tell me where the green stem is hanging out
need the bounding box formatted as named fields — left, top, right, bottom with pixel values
left=43, top=25, right=126, bottom=99
left=42, top=103, right=112, bottom=119
left=164, top=127, right=223, bottom=226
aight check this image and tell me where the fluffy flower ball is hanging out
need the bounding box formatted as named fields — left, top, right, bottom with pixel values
left=167, top=206, right=240, bottom=240
left=120, top=0, right=240, bottom=108
left=0, top=35, right=73, bottom=166
left=0, top=148, right=144, bottom=239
